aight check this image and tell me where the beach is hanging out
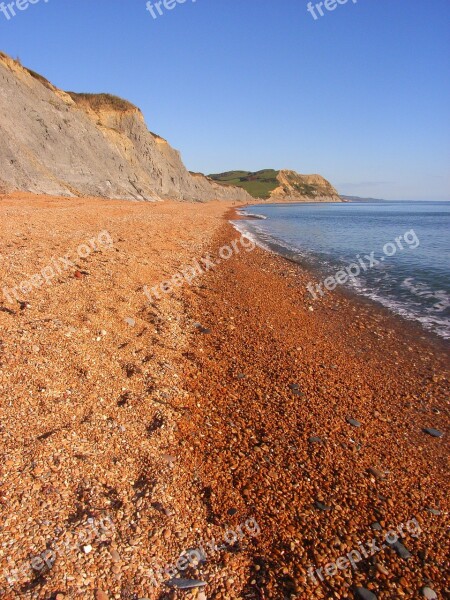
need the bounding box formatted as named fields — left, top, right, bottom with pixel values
left=0, top=194, right=448, bottom=600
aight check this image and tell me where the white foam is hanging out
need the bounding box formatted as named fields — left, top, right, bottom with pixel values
left=353, top=287, right=450, bottom=340
left=230, top=220, right=271, bottom=253
left=230, top=219, right=450, bottom=340
left=237, top=210, right=267, bottom=220
left=401, top=278, right=450, bottom=312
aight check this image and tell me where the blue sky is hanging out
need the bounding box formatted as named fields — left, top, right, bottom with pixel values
left=1, top=0, right=449, bottom=200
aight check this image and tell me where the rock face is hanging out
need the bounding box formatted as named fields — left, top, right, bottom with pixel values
left=269, top=169, right=341, bottom=202
left=0, top=52, right=250, bottom=202
left=209, top=169, right=342, bottom=202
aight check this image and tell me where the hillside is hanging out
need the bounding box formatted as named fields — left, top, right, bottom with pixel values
left=210, top=169, right=342, bottom=202
left=209, top=170, right=280, bottom=199
left=0, top=52, right=250, bottom=202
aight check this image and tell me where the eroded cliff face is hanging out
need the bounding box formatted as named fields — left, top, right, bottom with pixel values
left=0, top=53, right=250, bottom=202
left=208, top=169, right=342, bottom=202
left=269, top=170, right=341, bottom=202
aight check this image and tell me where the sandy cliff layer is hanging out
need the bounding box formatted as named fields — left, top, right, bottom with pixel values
left=209, top=169, right=342, bottom=202
left=0, top=53, right=250, bottom=202
left=269, top=169, right=341, bottom=202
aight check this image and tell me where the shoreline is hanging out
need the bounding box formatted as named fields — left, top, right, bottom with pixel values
left=0, top=195, right=448, bottom=600
left=176, top=215, right=449, bottom=599
left=230, top=205, right=450, bottom=350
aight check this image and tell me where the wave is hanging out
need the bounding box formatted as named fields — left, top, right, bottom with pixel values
left=231, top=220, right=273, bottom=253
left=237, top=210, right=267, bottom=220
left=231, top=217, right=450, bottom=340
left=401, top=278, right=450, bottom=312
left=353, top=285, right=450, bottom=340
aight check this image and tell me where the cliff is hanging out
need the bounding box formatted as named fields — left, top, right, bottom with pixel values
left=0, top=53, right=250, bottom=202
left=209, top=169, right=342, bottom=202
left=270, top=169, right=341, bottom=202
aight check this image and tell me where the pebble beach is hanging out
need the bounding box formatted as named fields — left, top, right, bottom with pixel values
left=0, top=194, right=448, bottom=600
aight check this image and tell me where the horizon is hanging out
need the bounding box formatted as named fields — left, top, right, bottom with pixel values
left=1, top=0, right=449, bottom=201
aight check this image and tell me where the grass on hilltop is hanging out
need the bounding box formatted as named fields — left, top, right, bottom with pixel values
left=209, top=170, right=279, bottom=199
left=66, top=92, right=137, bottom=112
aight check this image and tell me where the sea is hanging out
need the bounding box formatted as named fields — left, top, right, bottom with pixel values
left=233, top=201, right=450, bottom=340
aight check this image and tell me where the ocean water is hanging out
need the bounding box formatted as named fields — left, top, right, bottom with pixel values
left=233, top=201, right=450, bottom=340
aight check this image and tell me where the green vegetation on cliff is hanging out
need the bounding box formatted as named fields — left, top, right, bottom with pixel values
left=210, top=169, right=341, bottom=201
left=209, top=170, right=279, bottom=199
left=66, top=92, right=137, bottom=112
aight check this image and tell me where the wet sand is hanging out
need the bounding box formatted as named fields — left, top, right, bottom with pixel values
left=0, top=194, right=448, bottom=600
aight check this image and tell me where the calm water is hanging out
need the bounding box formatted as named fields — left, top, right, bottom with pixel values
left=234, top=201, right=450, bottom=340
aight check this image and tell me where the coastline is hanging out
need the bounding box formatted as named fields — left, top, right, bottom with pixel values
left=0, top=195, right=448, bottom=600
left=232, top=203, right=450, bottom=347
left=176, top=215, right=449, bottom=599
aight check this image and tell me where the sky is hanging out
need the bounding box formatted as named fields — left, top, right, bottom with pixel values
left=0, top=0, right=449, bottom=200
